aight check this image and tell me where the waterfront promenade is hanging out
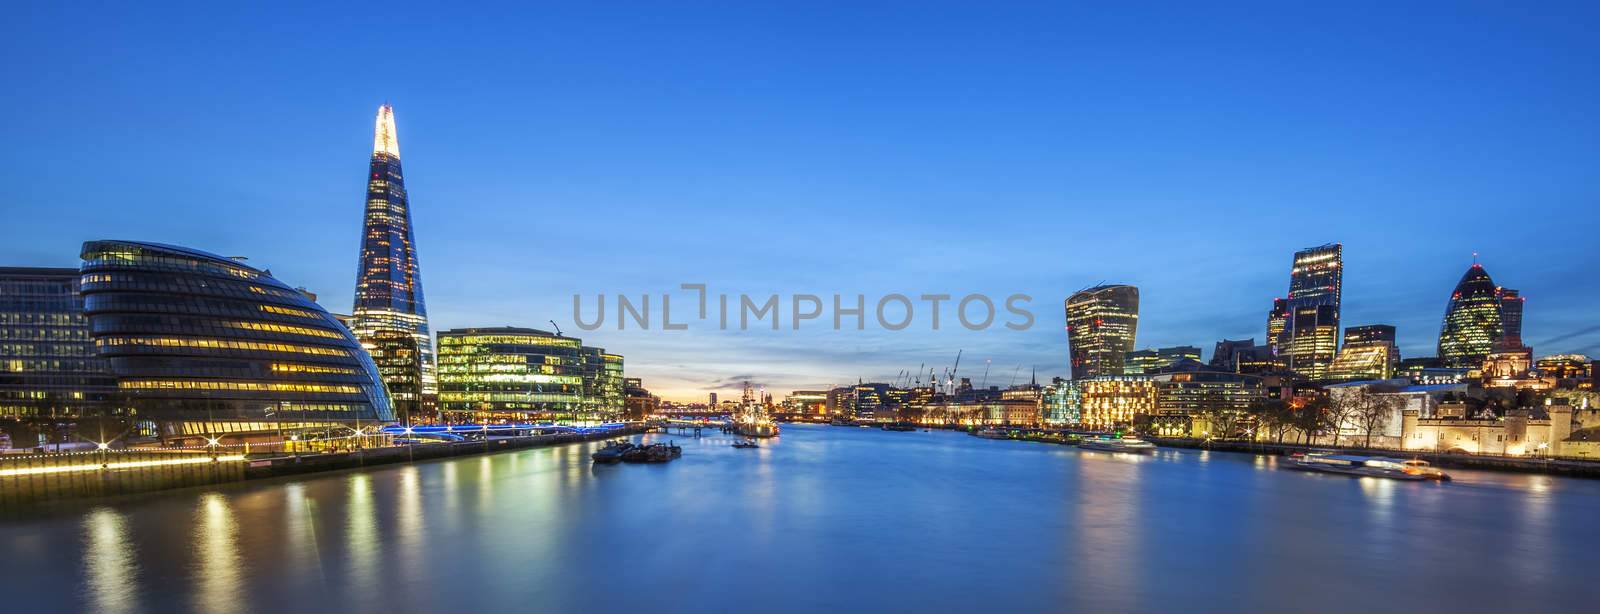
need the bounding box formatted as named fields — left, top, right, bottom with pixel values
left=0, top=424, right=643, bottom=509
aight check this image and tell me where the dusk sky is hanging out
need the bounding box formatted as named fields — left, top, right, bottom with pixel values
left=4, top=3, right=1598, bottom=401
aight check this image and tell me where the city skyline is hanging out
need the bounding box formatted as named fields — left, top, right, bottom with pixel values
left=4, top=4, right=1600, bottom=401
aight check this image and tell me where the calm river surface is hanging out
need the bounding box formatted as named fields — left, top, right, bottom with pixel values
left=3, top=424, right=1598, bottom=613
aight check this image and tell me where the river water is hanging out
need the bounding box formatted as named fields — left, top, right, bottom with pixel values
left=1, top=424, right=1596, bottom=613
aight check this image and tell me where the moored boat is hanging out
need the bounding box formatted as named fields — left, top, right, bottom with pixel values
left=972, top=427, right=1010, bottom=440
left=591, top=441, right=635, bottom=464
left=882, top=423, right=916, bottom=432
left=1077, top=436, right=1157, bottom=454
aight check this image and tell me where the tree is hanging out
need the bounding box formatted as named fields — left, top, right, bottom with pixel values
left=1325, top=391, right=1361, bottom=447
left=1292, top=397, right=1332, bottom=446
left=1346, top=388, right=1398, bottom=448
left=1248, top=398, right=1294, bottom=443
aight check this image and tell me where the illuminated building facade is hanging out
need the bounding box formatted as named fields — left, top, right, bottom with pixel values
left=1327, top=324, right=1399, bottom=381
left=1535, top=355, right=1590, bottom=381
left=352, top=105, right=436, bottom=408
left=1498, top=288, right=1524, bottom=349
left=79, top=241, right=392, bottom=437
left=623, top=378, right=659, bottom=420
left=1066, top=284, right=1139, bottom=379
left=1277, top=244, right=1342, bottom=379
left=1077, top=375, right=1156, bottom=429
left=436, top=327, right=622, bottom=422
left=1042, top=379, right=1083, bottom=425
left=783, top=390, right=828, bottom=416
left=580, top=347, right=625, bottom=418
left=1123, top=345, right=1202, bottom=375
left=0, top=267, right=117, bottom=418
left=1151, top=367, right=1264, bottom=416
left=367, top=330, right=422, bottom=424
left=1266, top=298, right=1289, bottom=362
left=1437, top=263, right=1504, bottom=368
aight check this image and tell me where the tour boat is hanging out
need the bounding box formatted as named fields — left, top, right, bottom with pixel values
left=1286, top=453, right=1451, bottom=481
left=1077, top=436, right=1157, bottom=454
left=732, top=440, right=759, bottom=449
left=972, top=427, right=1011, bottom=440
left=882, top=423, right=917, bottom=432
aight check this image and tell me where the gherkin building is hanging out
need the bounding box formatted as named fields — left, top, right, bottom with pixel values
left=1437, top=264, right=1504, bottom=369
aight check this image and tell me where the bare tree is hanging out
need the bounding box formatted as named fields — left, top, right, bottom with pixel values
left=1248, top=399, right=1293, bottom=443
left=1351, top=390, right=1398, bottom=448
left=1292, top=397, right=1332, bottom=446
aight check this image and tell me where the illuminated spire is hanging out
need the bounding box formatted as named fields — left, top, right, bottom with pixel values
left=373, top=104, right=400, bottom=158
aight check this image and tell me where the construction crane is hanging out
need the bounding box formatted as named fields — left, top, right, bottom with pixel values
left=949, top=350, right=963, bottom=394
left=980, top=359, right=992, bottom=389
left=549, top=320, right=563, bottom=336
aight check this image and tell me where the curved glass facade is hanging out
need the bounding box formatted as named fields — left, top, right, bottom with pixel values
left=1437, top=264, right=1504, bottom=369
left=1066, top=284, right=1139, bottom=379
left=79, top=240, right=393, bottom=432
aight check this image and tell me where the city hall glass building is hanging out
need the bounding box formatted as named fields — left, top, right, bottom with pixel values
left=80, top=240, right=392, bottom=437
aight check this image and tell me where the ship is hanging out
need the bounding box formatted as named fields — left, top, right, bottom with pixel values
left=590, top=440, right=635, bottom=464
left=1286, top=453, right=1450, bottom=481
left=733, top=381, right=781, bottom=438
left=1077, top=436, right=1157, bottom=454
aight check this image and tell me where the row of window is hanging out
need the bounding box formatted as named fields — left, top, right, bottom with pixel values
left=82, top=272, right=300, bottom=301
left=82, top=250, right=259, bottom=281
left=269, top=363, right=360, bottom=375
left=120, top=379, right=363, bottom=394
left=95, top=336, right=353, bottom=357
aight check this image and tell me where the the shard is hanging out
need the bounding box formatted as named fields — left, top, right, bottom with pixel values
left=352, top=104, right=434, bottom=421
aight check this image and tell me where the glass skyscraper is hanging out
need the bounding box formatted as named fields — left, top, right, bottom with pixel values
left=0, top=267, right=117, bottom=419
left=352, top=104, right=436, bottom=414
left=80, top=240, right=392, bottom=438
left=1276, top=244, right=1342, bottom=379
left=1066, top=284, right=1140, bottom=379
left=1438, top=263, right=1505, bottom=368
left=1498, top=288, right=1524, bottom=349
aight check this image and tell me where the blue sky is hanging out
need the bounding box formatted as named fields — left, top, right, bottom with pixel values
left=3, top=2, right=1598, bottom=400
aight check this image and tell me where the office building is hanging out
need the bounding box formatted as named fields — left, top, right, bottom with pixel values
left=1066, top=284, right=1140, bottom=379
left=1437, top=263, right=1505, bottom=369
left=0, top=267, right=118, bottom=418
left=1327, top=324, right=1399, bottom=381
left=351, top=105, right=437, bottom=410
left=1498, top=288, right=1524, bottom=349
left=1277, top=244, right=1342, bottom=378
left=436, top=327, right=623, bottom=422
left=1077, top=375, right=1157, bottom=430
left=1124, top=345, right=1202, bottom=375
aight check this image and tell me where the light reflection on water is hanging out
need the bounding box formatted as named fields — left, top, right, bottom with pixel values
left=4, top=425, right=1600, bottom=613
left=192, top=493, right=245, bottom=614
left=82, top=508, right=137, bottom=614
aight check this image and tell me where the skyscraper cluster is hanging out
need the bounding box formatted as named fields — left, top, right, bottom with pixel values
left=0, top=105, right=633, bottom=448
